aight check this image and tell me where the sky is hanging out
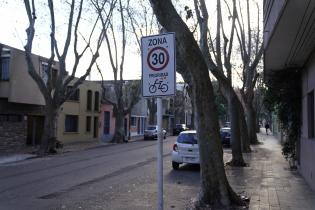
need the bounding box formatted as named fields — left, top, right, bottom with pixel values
left=0, top=1, right=143, bottom=81
left=0, top=0, right=262, bottom=85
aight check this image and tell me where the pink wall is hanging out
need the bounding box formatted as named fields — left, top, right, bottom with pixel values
left=99, top=103, right=130, bottom=139
left=99, top=104, right=115, bottom=137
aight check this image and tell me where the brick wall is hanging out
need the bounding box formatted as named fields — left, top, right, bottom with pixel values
left=0, top=121, right=27, bottom=154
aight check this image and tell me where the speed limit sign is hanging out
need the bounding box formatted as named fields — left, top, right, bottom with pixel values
left=147, top=47, right=169, bottom=71
left=141, top=33, right=175, bottom=97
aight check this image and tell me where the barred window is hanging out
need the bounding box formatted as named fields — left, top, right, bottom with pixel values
left=0, top=57, right=10, bottom=80
left=87, top=90, right=92, bottom=111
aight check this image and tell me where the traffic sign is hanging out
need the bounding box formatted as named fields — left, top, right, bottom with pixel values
left=141, top=33, right=175, bottom=97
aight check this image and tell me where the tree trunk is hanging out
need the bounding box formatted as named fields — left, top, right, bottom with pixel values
left=227, top=93, right=247, bottom=166
left=239, top=103, right=251, bottom=152
left=220, top=84, right=247, bottom=165
left=193, top=76, right=242, bottom=208
left=39, top=106, right=58, bottom=155
left=186, top=86, right=195, bottom=129
left=112, top=106, right=126, bottom=143
left=256, top=115, right=261, bottom=133
left=149, top=0, right=245, bottom=207
left=190, top=99, right=195, bottom=129
left=147, top=98, right=156, bottom=125
left=149, top=109, right=156, bottom=125
left=245, top=102, right=259, bottom=144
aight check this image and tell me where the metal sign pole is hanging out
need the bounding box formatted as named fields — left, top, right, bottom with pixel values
left=157, top=97, right=163, bottom=210
left=141, top=32, right=175, bottom=210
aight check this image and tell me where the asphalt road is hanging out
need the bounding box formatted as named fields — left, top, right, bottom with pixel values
left=0, top=136, right=201, bottom=210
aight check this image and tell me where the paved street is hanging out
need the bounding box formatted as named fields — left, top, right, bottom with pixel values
left=1, top=133, right=315, bottom=210
left=0, top=136, right=199, bottom=210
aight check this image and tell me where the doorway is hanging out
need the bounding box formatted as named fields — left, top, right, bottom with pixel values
left=27, top=115, right=44, bottom=145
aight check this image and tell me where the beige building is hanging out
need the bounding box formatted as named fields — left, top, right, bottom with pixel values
left=57, top=79, right=101, bottom=143
left=0, top=43, right=49, bottom=152
left=0, top=43, right=101, bottom=152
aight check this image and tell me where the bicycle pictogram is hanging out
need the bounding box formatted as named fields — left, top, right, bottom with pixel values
left=149, top=79, right=169, bottom=93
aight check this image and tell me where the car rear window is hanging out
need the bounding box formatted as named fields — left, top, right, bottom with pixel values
left=177, top=133, right=198, bottom=144
left=147, top=126, right=156, bottom=130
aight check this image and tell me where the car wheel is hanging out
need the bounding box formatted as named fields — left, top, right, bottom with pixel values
left=172, top=161, right=180, bottom=170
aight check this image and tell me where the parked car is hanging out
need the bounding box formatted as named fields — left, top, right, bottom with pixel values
left=173, top=124, right=188, bottom=135
left=171, top=130, right=199, bottom=170
left=144, top=125, right=167, bottom=140
left=220, top=127, right=231, bottom=146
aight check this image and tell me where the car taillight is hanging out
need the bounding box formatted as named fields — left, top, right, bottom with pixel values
left=173, top=143, right=178, bottom=152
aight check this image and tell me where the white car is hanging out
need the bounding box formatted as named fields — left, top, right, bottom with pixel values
left=144, top=125, right=167, bottom=140
left=171, top=130, right=199, bottom=170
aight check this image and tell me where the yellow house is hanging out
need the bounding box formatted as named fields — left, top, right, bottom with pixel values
left=57, top=79, right=101, bottom=143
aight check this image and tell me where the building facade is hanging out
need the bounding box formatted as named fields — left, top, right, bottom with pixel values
left=0, top=44, right=48, bottom=152
left=264, top=0, right=315, bottom=191
left=57, top=79, right=101, bottom=143
left=130, top=97, right=147, bottom=137
left=0, top=43, right=102, bottom=151
left=99, top=80, right=148, bottom=142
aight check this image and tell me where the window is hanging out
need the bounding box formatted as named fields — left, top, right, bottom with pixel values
left=87, top=90, right=92, bottom=111
left=178, top=133, right=198, bottom=144
left=308, top=90, right=314, bottom=138
left=86, top=116, right=91, bottom=132
left=94, top=91, right=99, bottom=111
left=66, top=86, right=80, bottom=101
left=65, top=115, right=78, bottom=132
left=130, top=116, right=136, bottom=126
left=104, top=111, right=110, bottom=134
left=0, top=57, right=10, bottom=80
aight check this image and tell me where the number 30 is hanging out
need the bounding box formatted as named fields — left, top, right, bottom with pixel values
left=152, top=52, right=165, bottom=65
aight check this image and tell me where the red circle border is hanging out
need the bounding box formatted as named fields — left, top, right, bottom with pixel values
left=147, top=46, right=169, bottom=71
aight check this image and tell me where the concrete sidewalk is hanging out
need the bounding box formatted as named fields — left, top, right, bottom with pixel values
left=227, top=132, right=315, bottom=210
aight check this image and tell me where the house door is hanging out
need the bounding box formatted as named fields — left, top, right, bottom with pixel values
left=27, top=116, right=44, bottom=145
left=103, top=111, right=110, bottom=135
left=93, top=117, right=98, bottom=138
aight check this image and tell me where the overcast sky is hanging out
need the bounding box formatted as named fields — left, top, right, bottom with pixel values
left=0, top=0, right=261, bottom=84
left=0, top=1, right=143, bottom=81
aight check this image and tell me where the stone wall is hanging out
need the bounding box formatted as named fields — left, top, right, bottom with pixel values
left=0, top=121, right=27, bottom=154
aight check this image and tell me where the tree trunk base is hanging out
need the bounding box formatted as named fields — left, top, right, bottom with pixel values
left=191, top=192, right=248, bottom=210
left=226, top=159, right=247, bottom=167
left=111, top=134, right=127, bottom=143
